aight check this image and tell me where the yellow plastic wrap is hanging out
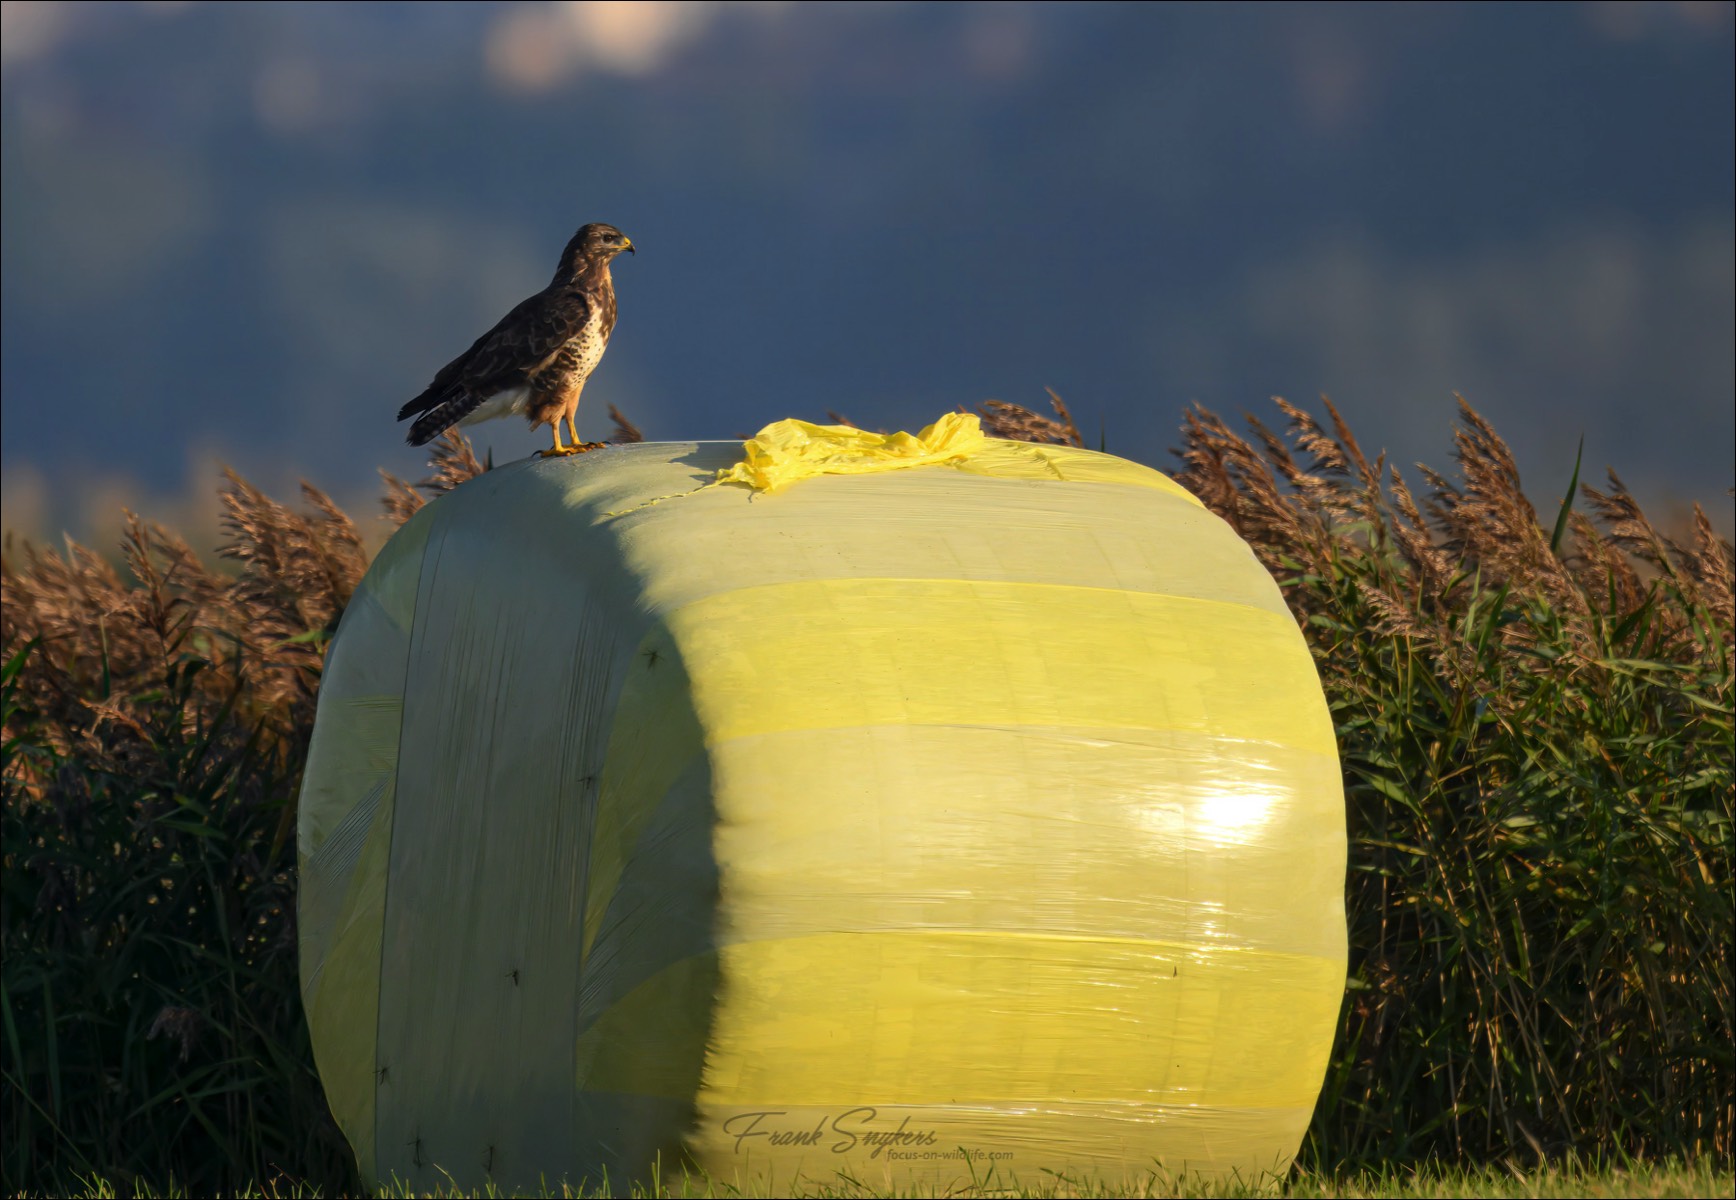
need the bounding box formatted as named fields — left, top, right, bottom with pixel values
left=716, top=413, right=986, bottom=491
left=297, top=425, right=1346, bottom=1193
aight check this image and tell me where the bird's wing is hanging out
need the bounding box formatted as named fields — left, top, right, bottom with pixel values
left=398, top=288, right=595, bottom=421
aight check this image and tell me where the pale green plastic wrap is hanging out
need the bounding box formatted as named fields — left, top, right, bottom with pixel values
left=297, top=432, right=1347, bottom=1193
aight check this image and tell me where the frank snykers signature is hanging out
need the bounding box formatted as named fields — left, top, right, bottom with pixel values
left=721, top=1107, right=942, bottom=1158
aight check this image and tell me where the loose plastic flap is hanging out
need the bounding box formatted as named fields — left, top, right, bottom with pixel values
left=716, top=412, right=986, bottom=492
left=297, top=432, right=1346, bottom=1194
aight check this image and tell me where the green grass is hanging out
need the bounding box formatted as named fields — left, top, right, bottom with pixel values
left=24, top=1158, right=1736, bottom=1198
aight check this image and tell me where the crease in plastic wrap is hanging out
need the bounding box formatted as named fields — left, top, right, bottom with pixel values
left=297, top=424, right=1347, bottom=1193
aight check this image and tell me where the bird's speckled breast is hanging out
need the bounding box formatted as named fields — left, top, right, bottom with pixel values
left=566, top=304, right=611, bottom=380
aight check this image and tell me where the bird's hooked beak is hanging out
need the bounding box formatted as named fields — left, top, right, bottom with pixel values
left=622, top=238, right=635, bottom=255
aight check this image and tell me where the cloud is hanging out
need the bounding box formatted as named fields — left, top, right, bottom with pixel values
left=1587, top=0, right=1733, bottom=41
left=0, top=0, right=72, bottom=67
left=0, top=0, right=197, bottom=69
left=485, top=1, right=786, bottom=92
left=253, top=56, right=326, bottom=134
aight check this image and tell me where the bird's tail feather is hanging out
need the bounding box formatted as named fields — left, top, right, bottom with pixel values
left=404, top=389, right=484, bottom=446
left=396, top=389, right=439, bottom=421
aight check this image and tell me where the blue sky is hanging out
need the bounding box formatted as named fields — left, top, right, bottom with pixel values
left=3, top=1, right=1731, bottom=544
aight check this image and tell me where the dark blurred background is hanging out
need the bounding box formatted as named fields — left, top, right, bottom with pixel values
left=3, top=1, right=1732, bottom=550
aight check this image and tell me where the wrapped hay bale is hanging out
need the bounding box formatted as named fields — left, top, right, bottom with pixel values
left=297, top=417, right=1346, bottom=1193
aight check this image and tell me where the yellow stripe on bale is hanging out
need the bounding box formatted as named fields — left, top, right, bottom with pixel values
left=297, top=420, right=1346, bottom=1195
left=702, top=932, right=1341, bottom=1109
left=667, top=578, right=1333, bottom=751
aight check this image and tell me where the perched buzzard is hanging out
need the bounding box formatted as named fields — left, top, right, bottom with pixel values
left=397, top=222, right=635, bottom=457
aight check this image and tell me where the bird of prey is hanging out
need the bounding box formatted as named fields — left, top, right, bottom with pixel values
left=397, top=222, right=635, bottom=457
